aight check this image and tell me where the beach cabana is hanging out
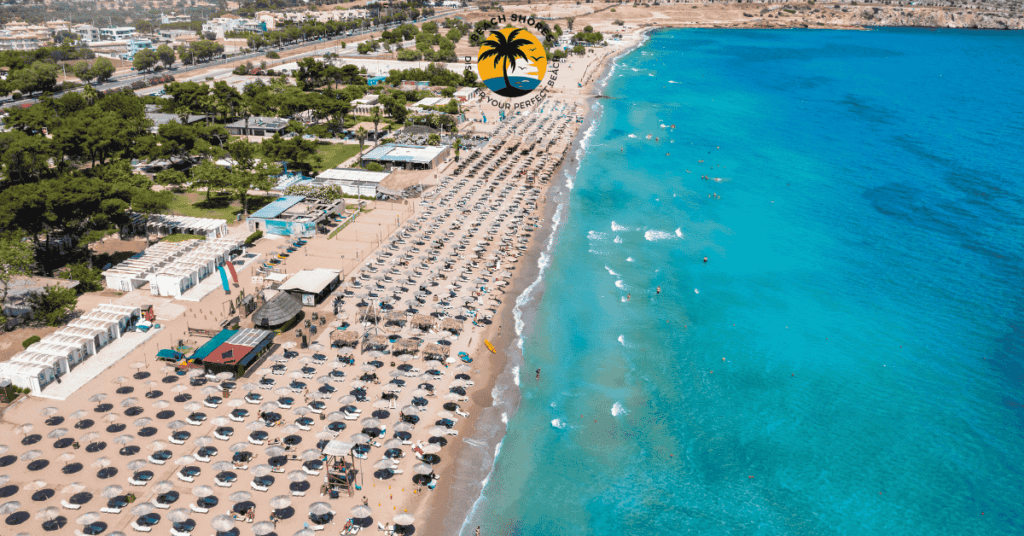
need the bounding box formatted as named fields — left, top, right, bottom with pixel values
left=392, top=339, right=419, bottom=357
left=252, top=291, right=303, bottom=330
left=279, top=269, right=341, bottom=306
left=440, top=318, right=463, bottom=334
left=330, top=331, right=359, bottom=348
left=411, top=315, right=434, bottom=330
left=362, top=335, right=389, bottom=353
left=0, top=361, right=55, bottom=393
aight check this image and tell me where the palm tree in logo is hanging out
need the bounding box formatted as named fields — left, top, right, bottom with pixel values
left=480, top=29, right=533, bottom=96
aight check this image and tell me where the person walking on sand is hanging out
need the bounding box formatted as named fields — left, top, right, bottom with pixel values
left=362, top=496, right=368, bottom=506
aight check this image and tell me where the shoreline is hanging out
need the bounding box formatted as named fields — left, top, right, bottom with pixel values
left=415, top=36, right=637, bottom=536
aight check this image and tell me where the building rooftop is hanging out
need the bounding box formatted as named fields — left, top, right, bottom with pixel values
left=250, top=196, right=306, bottom=220
left=314, top=168, right=391, bottom=185
left=279, top=268, right=340, bottom=295
left=361, top=144, right=447, bottom=164
left=226, top=116, right=290, bottom=130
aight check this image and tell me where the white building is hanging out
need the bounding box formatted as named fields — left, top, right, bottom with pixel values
left=72, top=24, right=100, bottom=42
left=161, top=13, right=192, bottom=25
left=454, top=87, right=478, bottom=102
left=144, top=215, right=230, bottom=239
left=202, top=17, right=265, bottom=39
left=101, top=27, right=135, bottom=41
left=353, top=94, right=380, bottom=116
left=101, top=240, right=196, bottom=292
left=0, top=303, right=141, bottom=394
left=314, top=168, right=392, bottom=198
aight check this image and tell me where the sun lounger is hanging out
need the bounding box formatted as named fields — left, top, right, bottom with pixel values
left=101, top=506, right=121, bottom=514
left=131, top=521, right=152, bottom=532
left=153, top=500, right=170, bottom=509
left=302, top=465, right=320, bottom=476
left=214, top=479, right=233, bottom=488
left=128, top=478, right=148, bottom=486
left=214, top=431, right=231, bottom=441
left=169, top=436, right=186, bottom=445
left=61, top=500, right=81, bottom=510
left=229, top=414, right=245, bottom=422
left=291, top=489, right=306, bottom=496
left=271, top=466, right=285, bottom=473
left=169, top=526, right=191, bottom=536
left=177, top=472, right=194, bottom=483
left=251, top=480, right=269, bottom=492
left=342, top=412, right=358, bottom=420
left=189, top=503, right=208, bottom=514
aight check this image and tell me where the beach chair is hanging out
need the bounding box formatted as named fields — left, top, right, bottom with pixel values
left=131, top=521, right=153, bottom=532
left=169, top=435, right=186, bottom=445
left=214, top=430, right=231, bottom=441
left=61, top=500, right=81, bottom=510
left=250, top=480, right=269, bottom=492
left=302, top=465, right=320, bottom=476
left=189, top=503, right=208, bottom=514
left=214, top=479, right=233, bottom=488
left=170, top=525, right=191, bottom=536
left=153, top=500, right=171, bottom=509
left=177, top=471, right=194, bottom=483
left=147, top=455, right=167, bottom=465
left=291, top=488, right=306, bottom=497
left=128, top=477, right=148, bottom=486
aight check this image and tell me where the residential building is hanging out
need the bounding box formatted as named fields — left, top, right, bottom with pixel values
left=225, top=116, right=290, bottom=137
left=119, top=38, right=153, bottom=60
left=72, top=24, right=100, bottom=42
left=100, top=26, right=135, bottom=41
left=161, top=12, right=192, bottom=24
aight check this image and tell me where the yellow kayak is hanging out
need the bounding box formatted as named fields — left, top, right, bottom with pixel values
left=485, top=340, right=496, bottom=354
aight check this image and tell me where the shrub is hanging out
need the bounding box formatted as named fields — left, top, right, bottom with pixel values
left=29, top=286, right=78, bottom=327
left=365, top=162, right=385, bottom=172
left=245, top=230, right=263, bottom=244
left=22, top=335, right=41, bottom=349
left=266, top=51, right=280, bottom=59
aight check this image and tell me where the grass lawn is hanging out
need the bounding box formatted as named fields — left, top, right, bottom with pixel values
left=168, top=192, right=278, bottom=223
left=317, top=143, right=364, bottom=171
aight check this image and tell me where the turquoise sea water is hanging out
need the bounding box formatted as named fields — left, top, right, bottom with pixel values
left=462, top=28, right=1024, bottom=536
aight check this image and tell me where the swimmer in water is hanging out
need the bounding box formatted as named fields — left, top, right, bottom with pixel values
left=703, top=256, right=708, bottom=263
left=627, top=294, right=631, bottom=302
left=657, top=286, right=661, bottom=295
left=536, top=369, right=540, bottom=380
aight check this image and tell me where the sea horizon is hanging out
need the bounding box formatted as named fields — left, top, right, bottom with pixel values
left=459, top=27, right=1024, bottom=536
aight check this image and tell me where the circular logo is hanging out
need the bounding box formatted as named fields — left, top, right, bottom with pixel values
left=477, top=27, right=547, bottom=98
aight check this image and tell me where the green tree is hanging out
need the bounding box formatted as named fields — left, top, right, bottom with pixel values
left=156, top=44, right=176, bottom=69
left=567, top=17, right=575, bottom=32
left=479, top=29, right=532, bottom=94
left=10, top=61, right=59, bottom=96
left=29, top=285, right=78, bottom=327
left=133, top=48, right=159, bottom=72
left=0, top=131, right=56, bottom=183
left=453, top=137, right=461, bottom=161
left=154, top=169, right=188, bottom=190
left=62, top=262, right=103, bottom=293
left=370, top=107, right=382, bottom=147
left=426, top=133, right=440, bottom=146
left=355, top=126, right=368, bottom=154
left=0, top=235, right=35, bottom=327
left=191, top=160, right=230, bottom=201
left=365, top=162, right=384, bottom=172
left=90, top=57, right=116, bottom=84
left=70, top=60, right=94, bottom=84
left=226, top=139, right=278, bottom=216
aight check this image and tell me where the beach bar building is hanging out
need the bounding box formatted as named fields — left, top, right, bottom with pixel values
left=313, top=168, right=392, bottom=198
left=251, top=290, right=303, bottom=329
left=192, top=328, right=275, bottom=377
left=278, top=268, right=341, bottom=306
left=359, top=144, right=450, bottom=171
left=247, top=196, right=343, bottom=238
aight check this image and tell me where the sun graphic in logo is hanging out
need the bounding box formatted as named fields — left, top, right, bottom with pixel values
left=477, top=27, right=547, bottom=98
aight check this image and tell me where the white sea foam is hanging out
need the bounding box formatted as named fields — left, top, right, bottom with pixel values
left=613, top=236, right=622, bottom=244
left=604, top=266, right=619, bottom=276
left=513, top=201, right=563, bottom=352
left=551, top=419, right=567, bottom=429
left=612, top=402, right=628, bottom=417
left=675, top=228, right=683, bottom=238
left=627, top=134, right=637, bottom=139
left=644, top=230, right=675, bottom=241
left=626, top=257, right=635, bottom=262
left=660, top=123, right=668, bottom=129
left=668, top=80, right=680, bottom=84
left=611, top=221, right=628, bottom=232
left=618, top=335, right=626, bottom=346
left=615, top=280, right=625, bottom=290
left=511, top=365, right=519, bottom=386
left=694, top=289, right=700, bottom=294
left=565, top=176, right=573, bottom=190
left=631, top=68, right=639, bottom=72
left=501, top=412, right=508, bottom=425
left=587, top=230, right=606, bottom=241
left=620, top=296, right=627, bottom=302
left=550, top=402, right=556, bottom=408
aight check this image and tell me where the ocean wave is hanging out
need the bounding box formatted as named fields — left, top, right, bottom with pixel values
left=565, top=176, right=573, bottom=190
left=511, top=365, right=519, bottom=386
left=668, top=80, right=680, bottom=84
left=615, top=280, right=625, bottom=290
left=694, top=288, right=700, bottom=294
left=587, top=230, right=607, bottom=241
left=604, top=266, right=619, bottom=276
left=626, top=257, right=635, bottom=262
left=589, top=249, right=606, bottom=255
left=611, top=221, right=628, bottom=231
left=618, top=335, right=626, bottom=346
left=612, top=402, right=628, bottom=417
left=627, top=134, right=637, bottom=139
left=551, top=419, right=567, bottom=429
left=644, top=230, right=675, bottom=241
left=675, top=228, right=683, bottom=238
left=613, top=236, right=622, bottom=244
left=512, top=201, right=563, bottom=353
